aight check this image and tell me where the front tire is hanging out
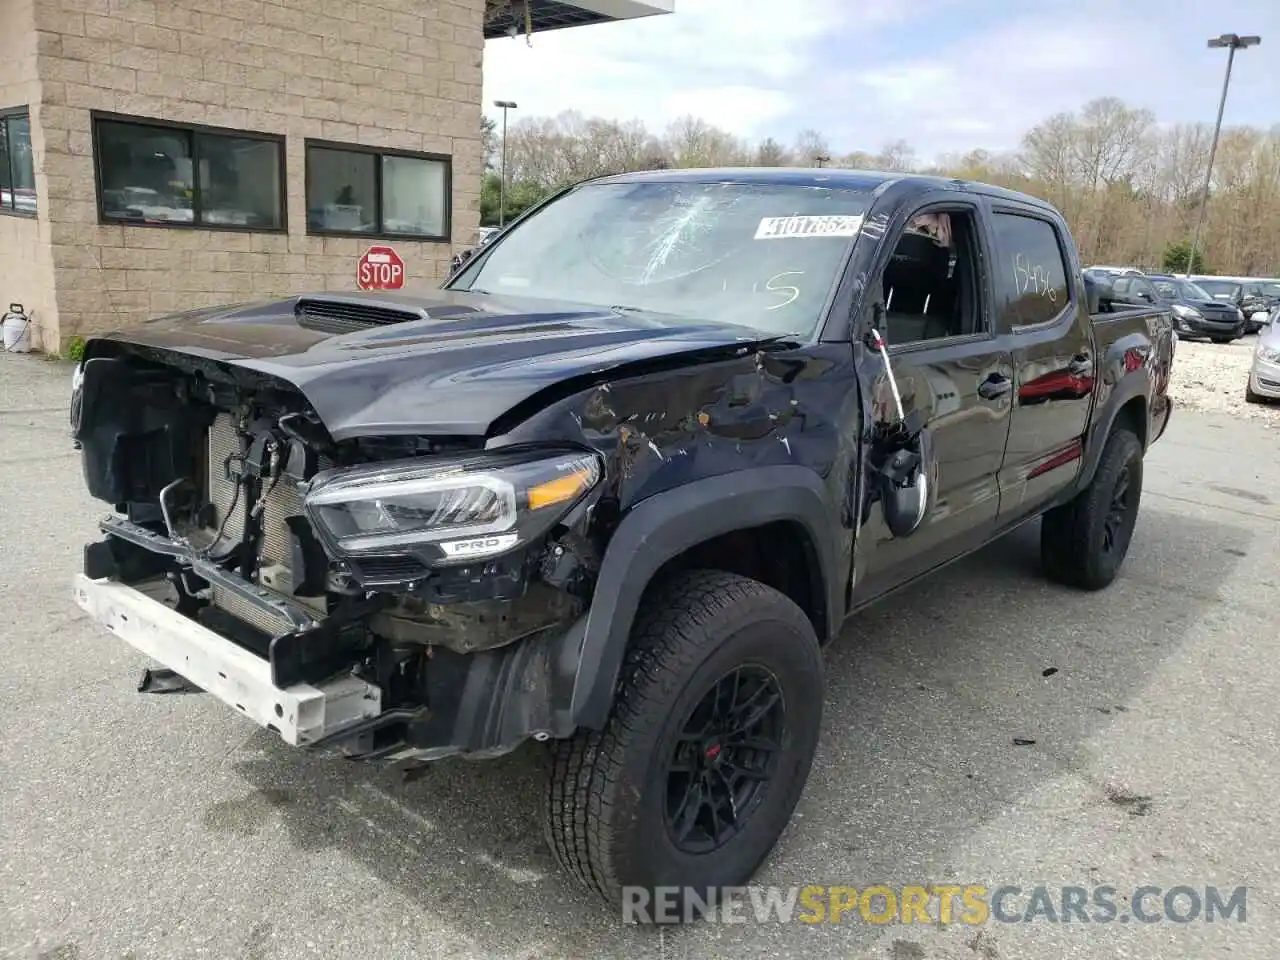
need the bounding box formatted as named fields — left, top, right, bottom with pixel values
left=1040, top=428, right=1144, bottom=590
left=545, top=570, right=823, bottom=918
left=1246, top=381, right=1266, bottom=404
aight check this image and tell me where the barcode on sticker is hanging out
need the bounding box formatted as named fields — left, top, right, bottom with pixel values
left=755, top=215, right=862, bottom=239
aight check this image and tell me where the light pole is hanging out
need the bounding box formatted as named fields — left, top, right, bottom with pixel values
left=494, top=99, right=517, bottom=227
left=1185, top=33, right=1260, bottom=277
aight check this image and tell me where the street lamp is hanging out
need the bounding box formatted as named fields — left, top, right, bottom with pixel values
left=494, top=99, right=518, bottom=227
left=1185, top=33, right=1260, bottom=277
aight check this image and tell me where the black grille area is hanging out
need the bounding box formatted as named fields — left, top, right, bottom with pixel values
left=350, top=555, right=430, bottom=585
left=295, top=297, right=423, bottom=334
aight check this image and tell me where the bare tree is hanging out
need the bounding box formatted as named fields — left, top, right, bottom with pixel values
left=876, top=139, right=917, bottom=172
left=754, top=137, right=790, bottom=166
left=490, top=101, right=1280, bottom=277
left=793, top=128, right=831, bottom=166
left=664, top=115, right=747, bottom=168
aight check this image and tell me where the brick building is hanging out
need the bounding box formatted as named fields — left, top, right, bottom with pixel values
left=0, top=0, right=672, bottom=351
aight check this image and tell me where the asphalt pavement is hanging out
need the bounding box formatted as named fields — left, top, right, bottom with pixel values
left=1, top=350, right=1278, bottom=960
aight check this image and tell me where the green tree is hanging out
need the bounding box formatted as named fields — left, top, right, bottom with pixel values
left=1161, top=240, right=1208, bottom=274
left=480, top=172, right=550, bottom=227
left=482, top=115, right=498, bottom=172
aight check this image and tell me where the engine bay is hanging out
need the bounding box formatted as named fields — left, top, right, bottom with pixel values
left=71, top=345, right=601, bottom=737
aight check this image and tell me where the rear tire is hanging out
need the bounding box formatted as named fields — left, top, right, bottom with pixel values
left=545, top=570, right=823, bottom=919
left=1041, top=428, right=1143, bottom=591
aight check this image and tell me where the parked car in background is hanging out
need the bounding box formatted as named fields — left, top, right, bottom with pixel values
left=1246, top=310, right=1280, bottom=403
left=1146, top=273, right=1247, bottom=343
left=1191, top=277, right=1273, bottom=334
left=1085, top=268, right=1244, bottom=343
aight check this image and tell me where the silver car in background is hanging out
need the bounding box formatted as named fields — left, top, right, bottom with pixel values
left=1247, top=307, right=1280, bottom=404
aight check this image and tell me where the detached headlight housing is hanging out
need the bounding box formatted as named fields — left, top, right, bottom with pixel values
left=304, top=448, right=602, bottom=565
left=1171, top=304, right=1201, bottom=321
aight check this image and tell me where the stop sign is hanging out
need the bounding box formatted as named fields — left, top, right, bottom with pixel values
left=357, top=245, right=405, bottom=290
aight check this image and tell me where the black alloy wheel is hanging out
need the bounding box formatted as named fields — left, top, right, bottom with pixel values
left=1101, top=465, right=1132, bottom=555
left=545, top=570, right=824, bottom=915
left=664, top=664, right=786, bottom=855
left=1040, top=426, right=1144, bottom=591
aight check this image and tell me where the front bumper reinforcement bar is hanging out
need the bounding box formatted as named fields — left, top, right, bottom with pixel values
left=72, top=573, right=380, bottom=746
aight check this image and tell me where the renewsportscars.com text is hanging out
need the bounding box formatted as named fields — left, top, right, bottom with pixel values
left=622, top=884, right=1248, bottom=925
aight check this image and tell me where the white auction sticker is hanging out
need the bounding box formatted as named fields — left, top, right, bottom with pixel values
left=755, top=215, right=863, bottom=239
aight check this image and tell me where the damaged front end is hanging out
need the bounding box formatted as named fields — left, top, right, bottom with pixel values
left=70, top=345, right=603, bottom=764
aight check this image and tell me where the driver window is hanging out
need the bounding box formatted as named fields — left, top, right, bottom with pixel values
left=880, top=210, right=983, bottom=346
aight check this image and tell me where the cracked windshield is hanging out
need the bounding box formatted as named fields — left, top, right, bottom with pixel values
left=455, top=180, right=869, bottom=336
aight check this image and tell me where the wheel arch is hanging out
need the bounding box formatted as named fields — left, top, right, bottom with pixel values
left=570, top=466, right=842, bottom=730
left=1077, top=372, right=1148, bottom=492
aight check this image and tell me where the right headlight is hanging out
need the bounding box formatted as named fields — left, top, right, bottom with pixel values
left=1257, top=345, right=1280, bottom=364
left=303, top=448, right=603, bottom=565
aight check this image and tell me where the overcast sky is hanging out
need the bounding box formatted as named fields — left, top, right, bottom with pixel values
left=482, top=0, right=1279, bottom=162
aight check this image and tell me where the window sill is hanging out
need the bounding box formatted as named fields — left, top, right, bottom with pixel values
left=0, top=208, right=38, bottom=220
left=305, top=226, right=450, bottom=244
left=99, top=217, right=288, bottom=234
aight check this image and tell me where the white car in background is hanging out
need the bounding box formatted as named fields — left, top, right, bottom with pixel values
left=1246, top=307, right=1280, bottom=404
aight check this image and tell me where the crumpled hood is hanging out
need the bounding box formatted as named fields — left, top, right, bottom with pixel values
left=93, top=290, right=781, bottom=440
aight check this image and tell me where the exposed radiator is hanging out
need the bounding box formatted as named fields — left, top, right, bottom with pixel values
left=205, top=414, right=328, bottom=636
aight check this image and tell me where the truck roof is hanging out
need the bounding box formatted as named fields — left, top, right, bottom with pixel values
left=593, top=167, right=1060, bottom=213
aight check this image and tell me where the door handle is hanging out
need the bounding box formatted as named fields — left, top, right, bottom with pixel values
left=1067, top=354, right=1093, bottom=376
left=977, top=374, right=1012, bottom=401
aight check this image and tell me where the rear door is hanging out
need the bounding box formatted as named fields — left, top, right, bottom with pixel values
left=852, top=195, right=1015, bottom=600
left=988, top=207, right=1095, bottom=521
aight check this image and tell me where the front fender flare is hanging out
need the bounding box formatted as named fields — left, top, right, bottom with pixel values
left=570, top=465, right=842, bottom=730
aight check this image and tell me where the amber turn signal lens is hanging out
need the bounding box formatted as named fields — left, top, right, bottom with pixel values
left=527, top=468, right=593, bottom=510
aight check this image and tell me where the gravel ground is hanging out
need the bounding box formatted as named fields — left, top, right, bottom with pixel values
left=1168, top=333, right=1280, bottom=426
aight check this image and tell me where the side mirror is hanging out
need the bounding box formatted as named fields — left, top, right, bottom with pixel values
left=875, top=424, right=935, bottom=538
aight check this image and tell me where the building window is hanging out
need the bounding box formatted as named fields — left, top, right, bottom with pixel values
left=92, top=113, right=285, bottom=231
left=0, top=108, right=36, bottom=217
left=306, top=141, right=450, bottom=241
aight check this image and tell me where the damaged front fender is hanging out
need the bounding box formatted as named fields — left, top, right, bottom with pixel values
left=489, top=342, right=858, bottom=730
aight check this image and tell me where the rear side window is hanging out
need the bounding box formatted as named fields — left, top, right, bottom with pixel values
left=991, top=213, right=1070, bottom=328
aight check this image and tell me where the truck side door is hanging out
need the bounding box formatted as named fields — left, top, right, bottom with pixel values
left=852, top=197, right=1015, bottom=602
left=988, top=207, right=1094, bottom=521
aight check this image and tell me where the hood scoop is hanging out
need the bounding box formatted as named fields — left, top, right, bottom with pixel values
left=294, top=296, right=485, bottom=335
left=295, top=296, right=423, bottom=334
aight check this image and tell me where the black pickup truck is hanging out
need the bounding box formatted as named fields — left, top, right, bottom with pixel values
left=70, top=169, right=1173, bottom=915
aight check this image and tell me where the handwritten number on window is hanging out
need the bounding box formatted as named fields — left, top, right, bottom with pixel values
left=1012, top=252, right=1058, bottom=303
